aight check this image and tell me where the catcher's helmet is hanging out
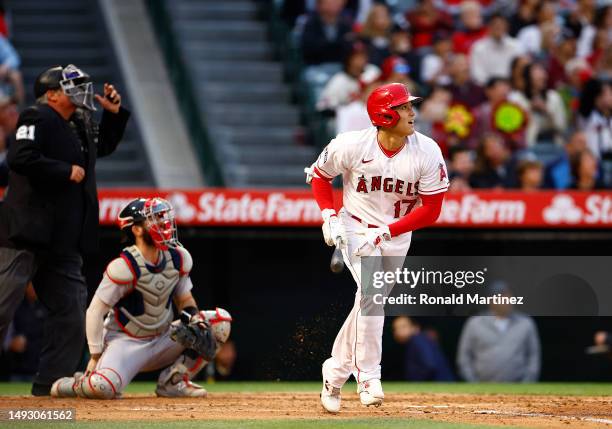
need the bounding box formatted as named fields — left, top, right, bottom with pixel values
left=118, top=198, right=147, bottom=230
left=366, top=83, right=421, bottom=127
left=118, top=197, right=178, bottom=250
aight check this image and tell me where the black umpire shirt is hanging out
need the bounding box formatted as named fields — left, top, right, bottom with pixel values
left=0, top=104, right=130, bottom=254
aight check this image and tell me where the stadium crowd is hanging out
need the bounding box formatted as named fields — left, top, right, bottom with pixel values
left=282, top=0, right=612, bottom=190
left=0, top=0, right=24, bottom=187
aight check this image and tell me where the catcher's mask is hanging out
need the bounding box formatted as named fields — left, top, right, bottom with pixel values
left=60, top=64, right=96, bottom=111
left=142, top=198, right=178, bottom=250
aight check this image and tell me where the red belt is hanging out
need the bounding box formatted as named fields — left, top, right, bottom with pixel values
left=349, top=213, right=378, bottom=228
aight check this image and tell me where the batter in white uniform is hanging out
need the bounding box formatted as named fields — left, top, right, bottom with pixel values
left=307, top=83, right=449, bottom=413
left=50, top=197, right=232, bottom=399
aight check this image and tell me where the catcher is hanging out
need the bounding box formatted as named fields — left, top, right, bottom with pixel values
left=51, top=197, right=232, bottom=399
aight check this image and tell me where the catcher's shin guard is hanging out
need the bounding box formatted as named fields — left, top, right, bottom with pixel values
left=155, top=351, right=209, bottom=398
left=51, top=372, right=83, bottom=398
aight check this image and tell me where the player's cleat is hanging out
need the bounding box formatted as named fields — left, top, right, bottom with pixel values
left=357, top=379, right=384, bottom=407
left=155, top=373, right=208, bottom=398
left=320, top=380, right=341, bottom=413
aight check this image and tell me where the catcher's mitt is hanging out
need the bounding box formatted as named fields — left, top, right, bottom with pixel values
left=170, top=313, right=217, bottom=360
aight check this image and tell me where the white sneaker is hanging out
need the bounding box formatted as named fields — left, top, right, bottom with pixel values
left=357, top=379, right=384, bottom=406
left=155, top=373, right=208, bottom=398
left=320, top=380, right=341, bottom=413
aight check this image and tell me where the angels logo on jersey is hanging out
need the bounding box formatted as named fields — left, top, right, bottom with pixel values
left=439, top=163, right=447, bottom=182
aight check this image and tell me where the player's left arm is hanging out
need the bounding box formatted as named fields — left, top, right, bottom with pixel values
left=387, top=145, right=449, bottom=237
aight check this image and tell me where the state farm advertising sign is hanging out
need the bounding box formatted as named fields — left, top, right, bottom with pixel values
left=95, top=189, right=612, bottom=228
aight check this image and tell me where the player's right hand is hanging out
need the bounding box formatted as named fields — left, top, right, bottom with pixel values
left=70, top=165, right=85, bottom=183
left=321, top=209, right=346, bottom=248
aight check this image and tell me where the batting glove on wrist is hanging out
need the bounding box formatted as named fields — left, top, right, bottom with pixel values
left=353, top=226, right=391, bottom=257
left=321, top=209, right=347, bottom=248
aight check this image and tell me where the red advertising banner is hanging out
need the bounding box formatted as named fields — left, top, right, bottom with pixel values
left=93, top=189, right=612, bottom=228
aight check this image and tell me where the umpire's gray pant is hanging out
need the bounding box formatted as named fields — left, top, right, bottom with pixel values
left=0, top=247, right=37, bottom=342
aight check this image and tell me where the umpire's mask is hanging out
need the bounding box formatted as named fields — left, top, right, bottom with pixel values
left=60, top=64, right=96, bottom=111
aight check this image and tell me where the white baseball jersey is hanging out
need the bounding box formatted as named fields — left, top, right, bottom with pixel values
left=313, top=127, right=449, bottom=227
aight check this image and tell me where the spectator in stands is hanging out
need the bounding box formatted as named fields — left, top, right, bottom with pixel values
left=577, top=5, right=611, bottom=60
left=469, top=133, right=514, bottom=188
left=548, top=29, right=578, bottom=89
left=448, top=54, right=486, bottom=108
left=417, top=85, right=452, bottom=152
left=448, top=145, right=475, bottom=192
left=571, top=148, right=605, bottom=189
left=0, top=1, right=8, bottom=38
left=457, top=281, right=541, bottom=382
left=558, top=57, right=593, bottom=126
left=405, top=0, right=453, bottom=51
left=316, top=44, right=380, bottom=112
left=516, top=158, right=543, bottom=191
left=452, top=1, right=488, bottom=55
left=300, top=0, right=354, bottom=65
left=3, top=283, right=45, bottom=381
left=544, top=130, right=587, bottom=189
left=578, top=78, right=612, bottom=159
left=566, top=0, right=597, bottom=49
left=0, top=92, right=16, bottom=186
left=388, top=29, right=422, bottom=85
left=283, top=0, right=362, bottom=28
left=517, top=0, right=560, bottom=58
left=392, top=316, right=455, bottom=381
left=421, top=30, right=453, bottom=87
left=359, top=3, right=393, bottom=66
left=379, top=56, right=417, bottom=93
left=509, top=0, right=538, bottom=37
left=593, top=331, right=612, bottom=348
left=0, top=130, right=7, bottom=186
left=595, top=46, right=612, bottom=79
left=470, top=77, right=525, bottom=149
left=510, top=55, right=531, bottom=93
left=0, top=35, right=24, bottom=105
left=470, top=14, right=524, bottom=86
left=509, top=62, right=567, bottom=146
left=336, top=83, right=375, bottom=133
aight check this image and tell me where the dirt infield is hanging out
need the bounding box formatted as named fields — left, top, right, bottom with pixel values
left=2, top=392, right=612, bottom=428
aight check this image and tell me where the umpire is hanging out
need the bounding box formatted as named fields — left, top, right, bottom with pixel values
left=0, top=64, right=130, bottom=395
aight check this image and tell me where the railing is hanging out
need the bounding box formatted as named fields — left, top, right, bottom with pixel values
left=144, top=0, right=224, bottom=186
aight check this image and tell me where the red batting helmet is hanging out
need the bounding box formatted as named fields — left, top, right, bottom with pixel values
left=366, top=83, right=421, bottom=127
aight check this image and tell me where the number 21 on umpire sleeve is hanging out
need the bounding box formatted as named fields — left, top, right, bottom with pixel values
left=393, top=199, right=417, bottom=218
left=16, top=125, right=35, bottom=141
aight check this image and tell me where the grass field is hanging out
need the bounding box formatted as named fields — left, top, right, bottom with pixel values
left=1, top=382, right=611, bottom=429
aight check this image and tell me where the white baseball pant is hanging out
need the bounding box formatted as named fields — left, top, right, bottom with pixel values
left=323, top=208, right=412, bottom=387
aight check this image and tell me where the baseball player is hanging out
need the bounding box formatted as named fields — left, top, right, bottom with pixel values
left=307, top=83, right=449, bottom=413
left=50, top=197, right=232, bottom=399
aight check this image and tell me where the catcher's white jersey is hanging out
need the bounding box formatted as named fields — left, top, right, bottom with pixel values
left=314, top=127, right=449, bottom=227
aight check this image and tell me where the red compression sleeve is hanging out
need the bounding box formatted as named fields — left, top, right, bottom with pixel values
left=388, top=192, right=445, bottom=237
left=311, top=177, right=335, bottom=211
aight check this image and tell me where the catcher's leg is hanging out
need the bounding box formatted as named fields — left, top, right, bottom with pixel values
left=151, top=308, right=232, bottom=398
left=155, top=349, right=210, bottom=398
left=51, top=332, right=149, bottom=399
